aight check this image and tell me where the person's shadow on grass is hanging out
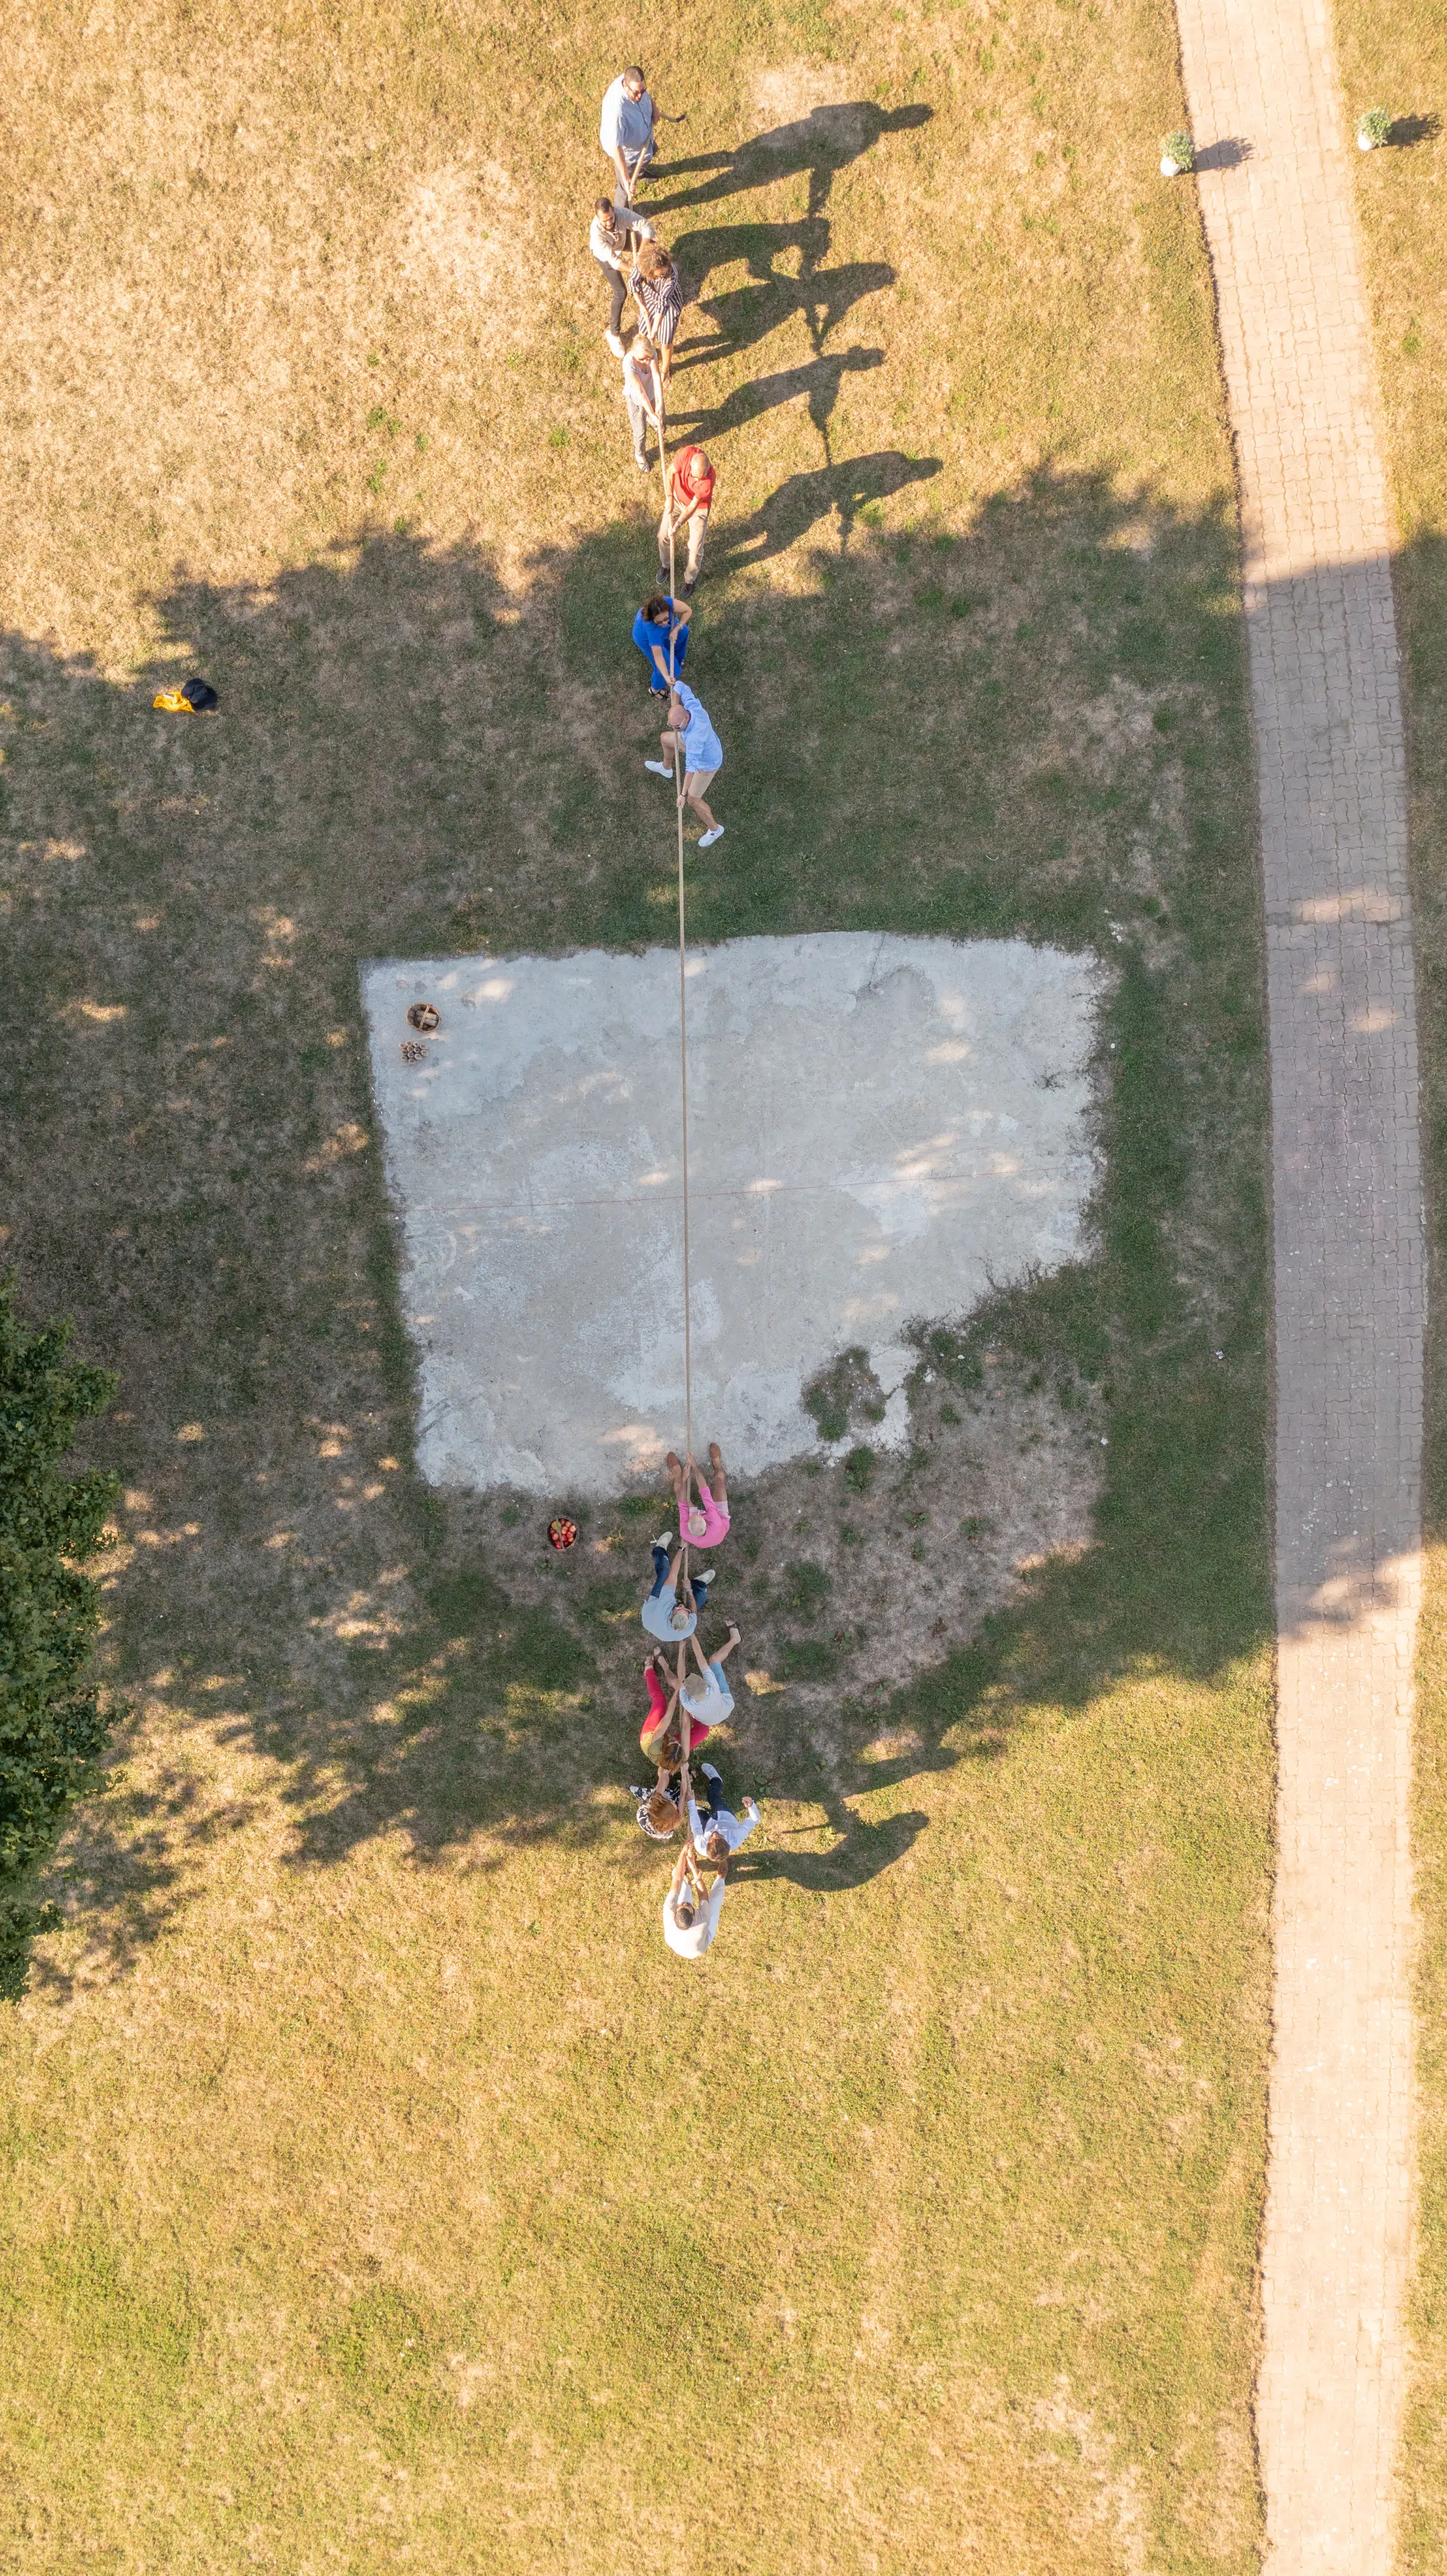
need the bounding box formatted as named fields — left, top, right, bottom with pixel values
left=714, top=450, right=945, bottom=572
left=738, top=1804, right=929, bottom=1890
left=670, top=215, right=833, bottom=307
left=644, top=101, right=934, bottom=223
left=667, top=347, right=887, bottom=447
left=686, top=260, right=897, bottom=372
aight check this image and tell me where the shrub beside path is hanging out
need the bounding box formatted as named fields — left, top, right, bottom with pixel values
left=1173, top=0, right=1423, bottom=2566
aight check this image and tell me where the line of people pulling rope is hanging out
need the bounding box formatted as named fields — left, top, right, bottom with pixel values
left=592, top=73, right=748, bottom=1955
left=623, top=1443, right=762, bottom=1959
left=594, top=65, right=726, bottom=848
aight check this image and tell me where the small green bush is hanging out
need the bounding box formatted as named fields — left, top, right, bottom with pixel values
left=779, top=1638, right=838, bottom=1683
left=1358, top=106, right=1392, bottom=148
left=925, top=1326, right=983, bottom=1387
left=782, top=1561, right=831, bottom=1620
left=843, top=1445, right=876, bottom=1496
left=0, top=1278, right=118, bottom=2000
left=1161, top=128, right=1194, bottom=172
left=803, top=1345, right=875, bottom=1445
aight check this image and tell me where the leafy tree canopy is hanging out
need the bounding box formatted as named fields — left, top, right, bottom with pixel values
left=0, top=1277, right=118, bottom=1999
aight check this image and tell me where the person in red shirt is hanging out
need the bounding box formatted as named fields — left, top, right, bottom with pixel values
left=657, top=444, right=716, bottom=594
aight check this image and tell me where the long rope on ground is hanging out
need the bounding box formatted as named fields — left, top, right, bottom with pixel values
left=658, top=366, right=694, bottom=1826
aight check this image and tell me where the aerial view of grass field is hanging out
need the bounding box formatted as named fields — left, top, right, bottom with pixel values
left=18, top=0, right=1428, bottom=2563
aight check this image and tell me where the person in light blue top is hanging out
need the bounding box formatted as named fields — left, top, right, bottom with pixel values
left=632, top=592, right=690, bottom=691
left=641, top=1534, right=712, bottom=1642
left=678, top=1623, right=741, bottom=1727
left=645, top=679, right=725, bottom=847
left=600, top=67, right=657, bottom=212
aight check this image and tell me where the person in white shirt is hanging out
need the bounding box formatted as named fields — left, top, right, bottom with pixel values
left=677, top=1621, right=741, bottom=1730
left=588, top=196, right=654, bottom=355
left=600, top=67, right=657, bottom=213
left=621, top=343, right=665, bottom=472
left=662, top=1844, right=728, bottom=1957
left=688, top=1763, right=761, bottom=1868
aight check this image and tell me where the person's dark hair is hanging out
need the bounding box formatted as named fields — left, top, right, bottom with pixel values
left=624, top=64, right=646, bottom=87
left=636, top=240, right=672, bottom=280
left=594, top=195, right=616, bottom=222
left=676, top=1896, right=696, bottom=1928
left=641, top=594, right=672, bottom=625
left=705, top=1831, right=729, bottom=1863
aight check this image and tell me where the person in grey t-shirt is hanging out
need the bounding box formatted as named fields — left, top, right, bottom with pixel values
left=641, top=1534, right=712, bottom=1641
left=600, top=67, right=657, bottom=213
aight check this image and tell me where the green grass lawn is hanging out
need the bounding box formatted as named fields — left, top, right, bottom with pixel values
left=1331, top=5, right=1447, bottom=2560
left=0, top=1, right=1272, bottom=2565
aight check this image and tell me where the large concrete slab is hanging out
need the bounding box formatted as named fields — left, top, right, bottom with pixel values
left=363, top=934, right=1102, bottom=1495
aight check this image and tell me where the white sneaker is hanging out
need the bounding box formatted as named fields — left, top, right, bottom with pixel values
left=653, top=1529, right=674, bottom=1549
left=644, top=758, right=673, bottom=778
left=697, top=1568, right=715, bottom=1585
left=701, top=1762, right=722, bottom=1783
left=697, top=824, right=725, bottom=847
left=605, top=330, right=625, bottom=356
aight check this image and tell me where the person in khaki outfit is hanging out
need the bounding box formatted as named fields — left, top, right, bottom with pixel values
left=657, top=444, right=716, bottom=595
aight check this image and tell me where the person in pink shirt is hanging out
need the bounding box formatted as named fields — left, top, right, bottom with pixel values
left=667, top=1440, right=731, bottom=1546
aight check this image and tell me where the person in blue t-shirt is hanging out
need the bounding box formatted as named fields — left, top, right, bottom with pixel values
left=632, top=592, right=690, bottom=694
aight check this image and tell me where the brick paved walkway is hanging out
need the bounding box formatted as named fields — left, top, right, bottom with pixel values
left=1172, top=2, right=1424, bottom=2567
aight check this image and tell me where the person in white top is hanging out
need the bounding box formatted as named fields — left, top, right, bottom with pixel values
left=678, top=1621, right=741, bottom=1729
left=589, top=196, right=655, bottom=355
left=600, top=67, right=657, bottom=213
left=621, top=343, right=665, bottom=472
left=688, top=1763, right=761, bottom=1867
left=644, top=680, right=725, bottom=847
left=662, top=1845, right=728, bottom=1957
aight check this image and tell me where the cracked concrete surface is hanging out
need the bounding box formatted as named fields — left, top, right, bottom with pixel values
left=363, top=933, right=1102, bottom=1495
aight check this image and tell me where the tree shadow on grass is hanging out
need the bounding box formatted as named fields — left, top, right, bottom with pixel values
left=0, top=458, right=1268, bottom=1979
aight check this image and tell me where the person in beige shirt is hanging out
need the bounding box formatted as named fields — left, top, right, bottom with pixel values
left=589, top=196, right=655, bottom=356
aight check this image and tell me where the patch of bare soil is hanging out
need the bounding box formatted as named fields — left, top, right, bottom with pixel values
left=750, top=65, right=867, bottom=138
left=396, top=158, right=522, bottom=325
left=468, top=1347, right=1106, bottom=1784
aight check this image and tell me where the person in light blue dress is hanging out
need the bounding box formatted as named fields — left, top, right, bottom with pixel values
left=645, top=679, right=725, bottom=847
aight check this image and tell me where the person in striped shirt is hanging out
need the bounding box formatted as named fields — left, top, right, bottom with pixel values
left=629, top=240, right=684, bottom=382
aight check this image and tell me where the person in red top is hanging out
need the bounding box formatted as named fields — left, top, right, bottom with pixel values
left=657, top=444, right=716, bottom=595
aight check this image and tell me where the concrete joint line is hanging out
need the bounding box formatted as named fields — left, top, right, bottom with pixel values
left=1173, top=1, right=1422, bottom=2568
